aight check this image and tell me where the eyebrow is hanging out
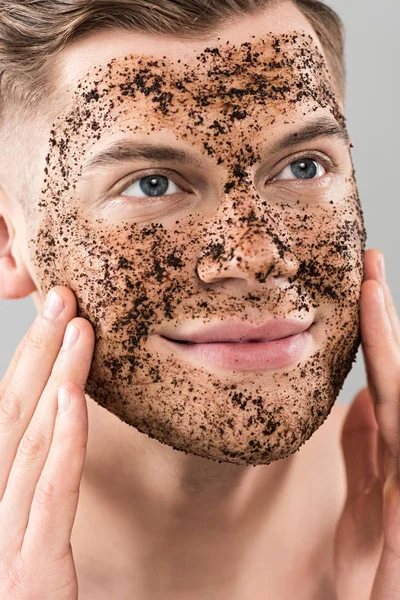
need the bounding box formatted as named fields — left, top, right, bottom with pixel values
left=81, top=141, right=203, bottom=177
left=270, top=116, right=349, bottom=154
left=81, top=116, right=349, bottom=177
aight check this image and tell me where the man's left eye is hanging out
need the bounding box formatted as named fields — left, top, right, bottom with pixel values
left=274, top=158, right=326, bottom=181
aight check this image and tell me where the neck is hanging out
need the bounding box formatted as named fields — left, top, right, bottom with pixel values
left=72, top=394, right=304, bottom=599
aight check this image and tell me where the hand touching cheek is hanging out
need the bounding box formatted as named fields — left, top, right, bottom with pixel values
left=335, top=249, right=400, bottom=599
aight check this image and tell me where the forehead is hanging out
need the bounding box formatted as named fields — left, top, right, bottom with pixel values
left=58, top=1, right=330, bottom=100
left=44, top=1, right=344, bottom=193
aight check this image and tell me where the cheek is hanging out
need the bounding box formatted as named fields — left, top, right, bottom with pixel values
left=290, top=191, right=365, bottom=288
left=50, top=218, right=194, bottom=336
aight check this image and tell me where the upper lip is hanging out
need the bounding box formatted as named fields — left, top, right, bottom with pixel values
left=159, top=319, right=313, bottom=344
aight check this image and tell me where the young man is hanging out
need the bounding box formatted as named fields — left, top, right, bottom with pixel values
left=0, top=0, right=399, bottom=598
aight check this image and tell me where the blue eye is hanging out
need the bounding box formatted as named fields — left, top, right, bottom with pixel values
left=274, top=158, right=326, bottom=181
left=121, top=174, right=183, bottom=198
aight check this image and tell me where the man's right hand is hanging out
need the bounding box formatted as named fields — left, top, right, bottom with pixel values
left=0, top=287, right=95, bottom=600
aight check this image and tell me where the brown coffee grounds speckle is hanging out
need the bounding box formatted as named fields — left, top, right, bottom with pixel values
left=27, top=32, right=366, bottom=465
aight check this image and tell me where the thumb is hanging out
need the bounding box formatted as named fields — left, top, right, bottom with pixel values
left=334, top=388, right=384, bottom=600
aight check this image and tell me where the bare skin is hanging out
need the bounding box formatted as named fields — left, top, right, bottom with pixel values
left=75, top=384, right=350, bottom=599
left=1, top=2, right=400, bottom=600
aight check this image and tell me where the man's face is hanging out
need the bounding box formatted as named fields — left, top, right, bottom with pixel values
left=26, top=3, right=365, bottom=465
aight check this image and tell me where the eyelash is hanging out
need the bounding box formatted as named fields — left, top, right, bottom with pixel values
left=113, top=151, right=338, bottom=199
left=269, top=152, right=335, bottom=183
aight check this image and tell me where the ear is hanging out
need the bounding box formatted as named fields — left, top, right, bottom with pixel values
left=0, top=186, right=36, bottom=300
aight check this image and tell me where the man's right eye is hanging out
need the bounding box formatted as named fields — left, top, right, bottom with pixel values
left=121, top=174, right=184, bottom=198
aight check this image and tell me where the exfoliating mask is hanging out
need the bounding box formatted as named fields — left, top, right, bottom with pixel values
left=30, top=32, right=366, bottom=465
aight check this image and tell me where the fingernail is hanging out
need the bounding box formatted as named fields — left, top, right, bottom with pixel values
left=58, top=387, right=71, bottom=413
left=378, top=255, right=386, bottom=282
left=62, top=323, right=80, bottom=350
left=43, top=290, right=64, bottom=320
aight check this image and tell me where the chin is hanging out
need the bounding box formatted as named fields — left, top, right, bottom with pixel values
left=84, top=322, right=359, bottom=466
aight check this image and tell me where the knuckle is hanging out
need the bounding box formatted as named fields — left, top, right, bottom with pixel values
left=34, top=474, right=57, bottom=506
left=18, top=426, right=47, bottom=462
left=373, top=390, right=395, bottom=406
left=12, top=336, right=28, bottom=364
left=60, top=487, right=80, bottom=511
left=348, top=475, right=382, bottom=504
left=1, top=551, right=24, bottom=597
left=357, top=474, right=381, bottom=496
left=0, top=389, right=21, bottom=427
left=26, top=322, right=46, bottom=351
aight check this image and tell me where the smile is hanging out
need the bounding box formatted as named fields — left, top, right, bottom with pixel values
left=157, top=322, right=314, bottom=372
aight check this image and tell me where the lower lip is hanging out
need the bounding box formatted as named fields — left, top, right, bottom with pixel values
left=162, top=330, right=312, bottom=372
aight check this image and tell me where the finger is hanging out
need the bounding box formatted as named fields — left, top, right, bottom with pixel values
left=0, top=317, right=95, bottom=552
left=377, top=431, right=387, bottom=487
left=21, top=383, right=88, bottom=560
left=340, top=388, right=383, bottom=544
left=364, top=248, right=383, bottom=282
left=0, top=287, right=78, bottom=498
left=382, top=279, right=400, bottom=350
left=364, top=249, right=400, bottom=349
left=360, top=279, right=400, bottom=453
left=370, top=477, right=400, bottom=599
left=371, top=547, right=400, bottom=599
left=0, top=335, right=28, bottom=397
left=341, top=388, right=380, bottom=496
left=336, top=388, right=384, bottom=599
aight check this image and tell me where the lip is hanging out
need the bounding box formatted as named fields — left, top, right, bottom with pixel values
left=159, top=319, right=313, bottom=344
left=157, top=319, right=314, bottom=372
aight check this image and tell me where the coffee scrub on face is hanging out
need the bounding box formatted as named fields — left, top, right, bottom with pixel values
left=30, top=32, right=366, bottom=466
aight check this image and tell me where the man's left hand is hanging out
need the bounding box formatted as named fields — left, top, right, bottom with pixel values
left=334, top=248, right=400, bottom=599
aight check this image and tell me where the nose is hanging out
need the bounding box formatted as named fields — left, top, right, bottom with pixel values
left=196, top=220, right=299, bottom=290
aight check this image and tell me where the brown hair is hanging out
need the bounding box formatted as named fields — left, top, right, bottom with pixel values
left=0, top=0, right=345, bottom=125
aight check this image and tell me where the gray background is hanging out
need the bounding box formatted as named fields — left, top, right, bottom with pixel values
left=0, top=0, right=398, bottom=406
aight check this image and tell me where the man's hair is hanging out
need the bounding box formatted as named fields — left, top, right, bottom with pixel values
left=0, top=0, right=345, bottom=127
